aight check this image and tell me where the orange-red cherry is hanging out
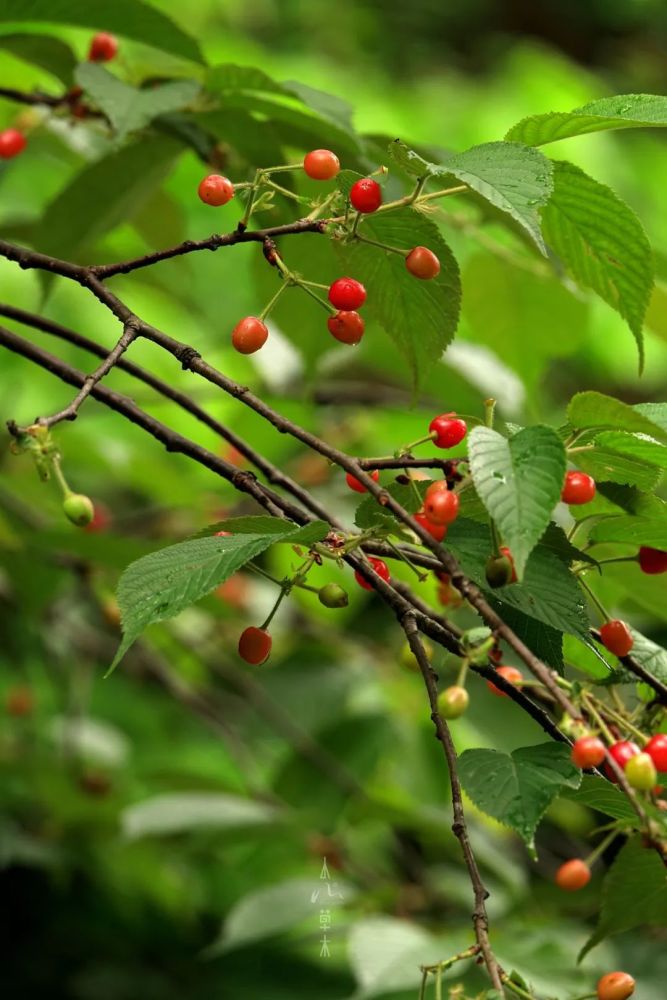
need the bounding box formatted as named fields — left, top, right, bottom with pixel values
left=429, top=413, right=467, bottom=449
left=354, top=557, right=390, bottom=590
left=350, top=177, right=382, bottom=213
left=346, top=469, right=379, bottom=493
left=198, top=174, right=235, bottom=206
left=406, top=246, right=441, bottom=280
left=571, top=736, right=606, bottom=769
left=238, top=626, right=272, bottom=665
left=597, top=971, right=635, bottom=1000
left=328, top=277, right=366, bottom=311
left=327, top=310, right=365, bottom=345
left=555, top=859, right=591, bottom=891
left=600, top=619, right=634, bottom=657
left=0, top=128, right=27, bottom=158
left=423, top=484, right=459, bottom=525
left=561, top=471, right=596, bottom=505
left=88, top=32, right=118, bottom=62
left=414, top=512, right=448, bottom=541
left=487, top=665, right=522, bottom=697
left=303, top=149, right=340, bottom=180
left=231, top=316, right=268, bottom=354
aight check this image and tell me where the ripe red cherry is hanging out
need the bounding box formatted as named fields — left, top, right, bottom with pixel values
left=345, top=469, right=379, bottom=493
left=0, top=128, right=27, bottom=158
left=231, top=316, right=268, bottom=354
left=198, top=174, right=235, bottom=206
left=327, top=310, right=364, bottom=345
left=571, top=736, right=606, bottom=769
left=605, top=740, right=640, bottom=782
left=303, top=149, right=340, bottom=180
left=561, top=470, right=596, bottom=505
left=354, top=557, right=390, bottom=590
left=555, top=859, right=591, bottom=891
left=599, top=619, right=634, bottom=657
left=487, top=665, right=522, bottom=697
left=88, top=32, right=118, bottom=62
left=414, top=512, right=447, bottom=542
left=429, top=413, right=467, bottom=449
left=350, top=177, right=382, bottom=213
left=645, top=733, right=667, bottom=772
left=238, top=626, right=272, bottom=665
left=597, top=971, right=635, bottom=1000
left=423, top=484, right=459, bottom=526
left=328, top=277, right=366, bottom=311
left=638, top=546, right=667, bottom=574
left=406, top=246, right=441, bottom=280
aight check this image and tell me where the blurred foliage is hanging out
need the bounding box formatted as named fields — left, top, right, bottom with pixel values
left=1, top=2, right=667, bottom=999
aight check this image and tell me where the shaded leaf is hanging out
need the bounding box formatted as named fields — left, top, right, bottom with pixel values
left=0, top=31, right=75, bottom=84
left=563, top=775, right=636, bottom=822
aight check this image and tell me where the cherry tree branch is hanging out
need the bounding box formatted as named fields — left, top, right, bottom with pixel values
left=590, top=627, right=667, bottom=704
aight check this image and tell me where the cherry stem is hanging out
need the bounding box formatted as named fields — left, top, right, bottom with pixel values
left=265, top=178, right=306, bottom=203
left=484, top=397, right=496, bottom=429
left=398, top=432, right=436, bottom=455
left=501, top=974, right=539, bottom=1000
left=353, top=233, right=408, bottom=256
left=578, top=577, right=611, bottom=625
left=259, top=280, right=289, bottom=321
left=409, top=176, right=428, bottom=203
left=578, top=556, right=638, bottom=573
left=456, top=658, right=469, bottom=687
left=262, top=162, right=303, bottom=175
left=595, top=699, right=647, bottom=744
left=296, top=279, right=336, bottom=314
left=581, top=691, right=615, bottom=744
left=385, top=538, right=428, bottom=581
left=584, top=829, right=617, bottom=868
left=50, top=453, right=71, bottom=498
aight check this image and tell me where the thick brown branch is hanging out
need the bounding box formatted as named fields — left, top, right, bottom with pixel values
left=400, top=613, right=504, bottom=994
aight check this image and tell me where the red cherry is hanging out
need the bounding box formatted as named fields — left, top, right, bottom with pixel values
left=88, top=32, right=118, bottom=62
left=354, top=557, right=390, bottom=591
left=645, top=733, right=667, bottom=772
left=327, top=310, right=364, bottom=345
left=638, top=546, right=667, bottom=574
left=414, top=512, right=447, bottom=542
left=350, top=177, right=382, bottom=213
left=328, top=277, right=366, bottom=311
left=599, top=619, right=634, bottom=657
left=303, top=149, right=340, bottom=180
left=238, top=626, right=272, bottom=665
left=345, top=469, right=379, bottom=493
left=231, top=316, right=268, bottom=354
left=406, top=246, right=441, bottom=280
left=198, top=174, right=235, bottom=206
left=429, top=413, right=467, bottom=449
left=487, top=665, right=522, bottom=697
left=561, top=470, right=596, bottom=505
left=423, top=484, right=459, bottom=526
left=597, top=971, right=636, bottom=1000
left=499, top=546, right=518, bottom=584
left=571, top=736, right=606, bottom=769
left=605, top=740, right=640, bottom=782
left=555, top=859, right=591, bottom=891
left=0, top=128, right=27, bottom=159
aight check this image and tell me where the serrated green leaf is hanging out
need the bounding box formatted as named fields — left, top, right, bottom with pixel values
left=0, top=31, right=75, bottom=84
left=495, top=605, right=564, bottom=671
left=0, top=0, right=204, bottom=63
left=563, top=635, right=613, bottom=681
left=541, top=162, right=653, bottom=368
left=568, top=391, right=667, bottom=442
left=110, top=521, right=328, bottom=672
left=581, top=837, right=667, bottom=958
left=590, top=516, right=667, bottom=549
left=506, top=93, right=667, bottom=146
left=75, top=63, right=199, bottom=142
left=598, top=628, right=667, bottom=686
left=388, top=139, right=432, bottom=178
left=539, top=522, right=598, bottom=566
left=468, top=425, right=566, bottom=579
left=575, top=450, right=663, bottom=491
left=436, top=141, right=553, bottom=254
left=446, top=519, right=590, bottom=638
left=458, top=742, right=581, bottom=846
left=33, top=135, right=182, bottom=263
left=334, top=208, right=461, bottom=391
left=635, top=402, right=667, bottom=433
left=594, top=431, right=667, bottom=470
left=562, top=775, right=637, bottom=821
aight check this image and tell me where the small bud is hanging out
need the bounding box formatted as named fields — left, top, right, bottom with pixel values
left=318, top=583, right=349, bottom=608
left=63, top=492, right=95, bottom=527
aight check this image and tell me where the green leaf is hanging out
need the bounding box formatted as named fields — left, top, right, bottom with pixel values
left=575, top=449, right=663, bottom=491
left=468, top=425, right=566, bottom=579
left=506, top=93, right=667, bottom=146
left=496, top=605, right=564, bottom=671
left=581, top=837, right=667, bottom=957
left=635, top=402, right=667, bottom=433
left=334, top=208, right=461, bottom=391
left=590, top=516, right=667, bottom=549
left=200, top=516, right=329, bottom=540
left=110, top=520, right=328, bottom=671
left=0, top=31, right=75, bottom=84
left=568, top=391, right=667, bottom=443
left=33, top=135, right=183, bottom=262
left=541, top=162, right=653, bottom=368
left=562, top=775, right=636, bottom=821
left=438, top=141, right=553, bottom=254
left=348, top=916, right=442, bottom=998
left=75, top=63, right=199, bottom=143
left=388, top=138, right=432, bottom=178
left=458, top=742, right=581, bottom=847
left=207, top=876, right=353, bottom=955
left=354, top=482, right=427, bottom=531
left=0, top=0, right=203, bottom=63
left=122, top=792, right=280, bottom=839
left=446, top=520, right=590, bottom=638
left=595, top=431, right=667, bottom=471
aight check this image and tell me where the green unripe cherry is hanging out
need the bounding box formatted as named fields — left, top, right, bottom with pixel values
left=318, top=583, right=349, bottom=608
left=63, top=492, right=95, bottom=527
left=437, top=685, right=469, bottom=719
left=485, top=553, right=514, bottom=589
left=624, top=751, right=657, bottom=791
left=400, top=639, right=434, bottom=672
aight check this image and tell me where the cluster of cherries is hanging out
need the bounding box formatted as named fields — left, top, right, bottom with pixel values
left=0, top=32, right=118, bottom=157
left=197, top=148, right=441, bottom=355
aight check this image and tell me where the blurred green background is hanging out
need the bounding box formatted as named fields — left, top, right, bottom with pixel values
left=1, top=2, right=667, bottom=998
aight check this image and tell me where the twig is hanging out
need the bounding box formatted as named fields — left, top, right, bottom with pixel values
left=590, top=627, right=667, bottom=704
